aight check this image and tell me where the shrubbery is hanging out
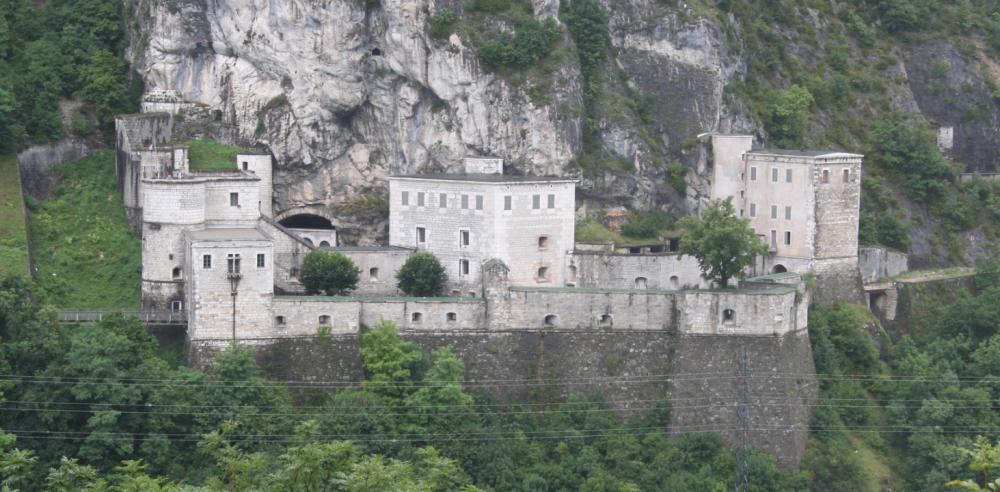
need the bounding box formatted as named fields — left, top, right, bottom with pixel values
left=300, top=250, right=360, bottom=296
left=867, top=113, right=954, bottom=203
left=478, top=18, right=560, bottom=71
left=396, top=252, right=448, bottom=297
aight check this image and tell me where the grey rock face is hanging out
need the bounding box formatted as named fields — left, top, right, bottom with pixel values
left=126, top=0, right=751, bottom=218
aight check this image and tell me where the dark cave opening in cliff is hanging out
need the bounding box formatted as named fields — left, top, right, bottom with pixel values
left=279, top=214, right=336, bottom=230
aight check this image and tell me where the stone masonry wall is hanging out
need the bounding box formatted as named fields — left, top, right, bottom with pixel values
left=858, top=246, right=909, bottom=282
left=569, top=252, right=708, bottom=290
left=188, top=329, right=817, bottom=469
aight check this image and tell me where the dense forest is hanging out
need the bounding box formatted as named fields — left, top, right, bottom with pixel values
left=0, top=0, right=140, bottom=153
left=1, top=265, right=999, bottom=490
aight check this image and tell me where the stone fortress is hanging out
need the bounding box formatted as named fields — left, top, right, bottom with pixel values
left=117, top=117, right=863, bottom=344
left=115, top=107, right=870, bottom=468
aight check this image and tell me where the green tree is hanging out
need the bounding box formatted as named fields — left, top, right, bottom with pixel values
left=300, top=250, right=360, bottom=296
left=360, top=321, right=423, bottom=398
left=868, top=113, right=954, bottom=202
left=946, top=436, right=1000, bottom=491
left=764, top=84, right=814, bottom=148
left=396, top=252, right=448, bottom=297
left=677, top=198, right=768, bottom=288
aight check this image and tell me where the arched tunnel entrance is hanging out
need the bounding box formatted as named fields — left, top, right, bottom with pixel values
left=278, top=214, right=337, bottom=247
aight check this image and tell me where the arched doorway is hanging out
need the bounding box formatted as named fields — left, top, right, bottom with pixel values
left=772, top=264, right=788, bottom=274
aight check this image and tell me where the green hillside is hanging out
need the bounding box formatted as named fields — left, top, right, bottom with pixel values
left=0, top=155, right=29, bottom=278
left=26, top=150, right=140, bottom=308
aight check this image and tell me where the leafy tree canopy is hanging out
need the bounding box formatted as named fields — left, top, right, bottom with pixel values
left=677, top=198, right=768, bottom=288
left=300, top=250, right=360, bottom=296
left=396, top=252, right=448, bottom=297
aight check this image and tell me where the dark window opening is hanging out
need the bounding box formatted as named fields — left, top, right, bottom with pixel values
left=412, top=312, right=423, bottom=323
left=203, top=255, right=212, bottom=269
left=276, top=316, right=286, bottom=326
left=544, top=314, right=558, bottom=327
left=257, top=253, right=266, bottom=268
left=370, top=267, right=379, bottom=280
left=446, top=312, right=457, bottom=322
left=172, top=267, right=182, bottom=279
left=772, top=264, right=788, bottom=273
left=723, top=309, right=735, bottom=323
left=635, top=277, right=648, bottom=289
left=171, top=300, right=183, bottom=312
left=319, top=315, right=330, bottom=325
left=319, top=241, right=330, bottom=247
left=599, top=314, right=613, bottom=327
left=371, top=48, right=382, bottom=56
left=227, top=254, right=241, bottom=274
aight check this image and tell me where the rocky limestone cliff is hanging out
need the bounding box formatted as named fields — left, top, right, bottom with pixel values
left=125, top=0, right=753, bottom=214
left=126, top=0, right=1000, bottom=259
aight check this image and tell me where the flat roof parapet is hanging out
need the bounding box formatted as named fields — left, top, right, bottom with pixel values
left=391, top=173, right=576, bottom=184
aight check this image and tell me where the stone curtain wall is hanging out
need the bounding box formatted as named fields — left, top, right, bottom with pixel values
left=569, top=251, right=708, bottom=290
left=858, top=246, right=909, bottom=283
left=503, top=287, right=677, bottom=330
left=115, top=113, right=172, bottom=229
left=188, top=329, right=817, bottom=469
left=677, top=288, right=802, bottom=336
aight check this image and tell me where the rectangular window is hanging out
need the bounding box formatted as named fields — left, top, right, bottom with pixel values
left=459, top=259, right=469, bottom=276
left=203, top=254, right=212, bottom=269
left=461, top=195, right=469, bottom=209
left=171, top=300, right=183, bottom=312
left=750, top=167, right=757, bottom=181
left=256, top=253, right=265, bottom=268
left=460, top=230, right=470, bottom=247
left=770, top=230, right=777, bottom=247
left=843, top=168, right=850, bottom=183
left=227, top=254, right=241, bottom=274
left=784, top=231, right=792, bottom=245
left=475, top=195, right=483, bottom=210
left=749, top=203, right=756, bottom=217
left=504, top=195, right=512, bottom=211
left=821, top=169, right=830, bottom=183
left=532, top=195, right=540, bottom=209
left=416, top=227, right=426, bottom=244
left=785, top=169, right=793, bottom=182
left=439, top=193, right=447, bottom=208
left=784, top=206, right=791, bottom=220
left=770, top=205, right=777, bottom=219
left=401, top=191, right=409, bottom=205
left=547, top=194, right=555, bottom=208
left=417, top=192, right=425, bottom=206
left=771, top=168, right=779, bottom=182
left=229, top=192, right=239, bottom=207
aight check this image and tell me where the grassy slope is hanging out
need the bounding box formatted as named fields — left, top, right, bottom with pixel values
left=184, top=139, right=244, bottom=170
left=0, top=155, right=29, bottom=278
left=27, top=150, right=140, bottom=308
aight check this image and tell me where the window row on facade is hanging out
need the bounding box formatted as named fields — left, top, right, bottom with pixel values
left=200, top=253, right=267, bottom=272
left=746, top=204, right=794, bottom=220
left=400, top=191, right=559, bottom=210
left=748, top=166, right=853, bottom=184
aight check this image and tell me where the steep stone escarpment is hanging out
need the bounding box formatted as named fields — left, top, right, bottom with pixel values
left=125, top=0, right=747, bottom=215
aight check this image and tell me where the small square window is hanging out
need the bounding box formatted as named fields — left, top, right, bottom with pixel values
left=369, top=267, right=379, bottom=280
left=275, top=315, right=286, bottom=326
left=417, top=192, right=425, bottom=206
left=401, top=191, right=409, bottom=205
left=750, top=167, right=757, bottom=181
left=475, top=195, right=483, bottom=210
left=171, top=300, right=183, bottom=312
left=771, top=168, right=779, bottom=182
left=532, top=195, right=540, bottom=209
left=412, top=312, right=423, bottom=323
left=256, top=253, right=265, bottom=268
left=446, top=312, right=457, bottom=322
left=439, top=193, right=447, bottom=208
left=785, top=169, right=793, bottom=182
left=504, top=195, right=512, bottom=211
left=461, top=195, right=469, bottom=209
left=547, top=194, right=555, bottom=208
left=229, top=192, right=239, bottom=207
left=203, top=255, right=212, bottom=269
